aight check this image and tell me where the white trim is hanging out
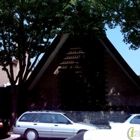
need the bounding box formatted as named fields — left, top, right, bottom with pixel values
left=28, top=34, right=69, bottom=90
left=99, top=39, right=140, bottom=90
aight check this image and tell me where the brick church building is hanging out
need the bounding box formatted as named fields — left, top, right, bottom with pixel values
left=26, top=34, right=140, bottom=114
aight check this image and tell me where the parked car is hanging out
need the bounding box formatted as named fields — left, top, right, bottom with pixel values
left=109, top=114, right=140, bottom=129
left=65, top=130, right=117, bottom=140
left=77, top=129, right=128, bottom=140
left=0, top=117, right=9, bottom=139
left=66, top=114, right=140, bottom=140
left=66, top=128, right=140, bottom=140
left=13, top=111, right=98, bottom=140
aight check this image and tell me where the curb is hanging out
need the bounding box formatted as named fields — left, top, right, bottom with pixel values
left=1, top=133, right=20, bottom=140
left=10, top=133, right=20, bottom=138
left=8, top=131, right=14, bottom=135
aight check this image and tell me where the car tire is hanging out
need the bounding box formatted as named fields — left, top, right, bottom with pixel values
left=25, top=129, right=38, bottom=140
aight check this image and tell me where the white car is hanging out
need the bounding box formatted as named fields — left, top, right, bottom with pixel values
left=13, top=111, right=98, bottom=140
left=84, top=129, right=134, bottom=140
left=66, top=129, right=128, bottom=140
left=109, top=114, right=140, bottom=129
left=66, top=128, right=140, bottom=140
left=66, top=114, right=140, bottom=140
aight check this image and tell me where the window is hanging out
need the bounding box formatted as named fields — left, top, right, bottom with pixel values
left=40, top=114, right=51, bottom=123
left=52, top=114, right=69, bottom=124
left=33, top=113, right=51, bottom=123
left=130, top=116, right=140, bottom=124
left=19, top=113, right=35, bottom=122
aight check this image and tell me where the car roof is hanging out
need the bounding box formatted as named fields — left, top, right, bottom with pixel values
left=130, top=114, right=140, bottom=116
left=23, top=110, right=64, bottom=114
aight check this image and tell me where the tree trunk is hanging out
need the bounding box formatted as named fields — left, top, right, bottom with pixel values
left=10, top=85, right=28, bottom=130
left=10, top=86, right=17, bottom=130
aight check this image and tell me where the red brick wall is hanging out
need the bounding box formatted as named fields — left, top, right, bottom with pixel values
left=104, top=49, right=140, bottom=107
left=30, top=37, right=140, bottom=111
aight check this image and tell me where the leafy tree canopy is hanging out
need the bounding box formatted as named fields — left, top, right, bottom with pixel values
left=1, top=0, right=140, bottom=127
left=0, top=0, right=106, bottom=127
left=95, top=0, right=140, bottom=50
left=70, top=0, right=140, bottom=49
left=0, top=0, right=106, bottom=87
left=0, top=0, right=69, bottom=85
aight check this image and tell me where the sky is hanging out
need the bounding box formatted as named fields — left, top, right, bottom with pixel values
left=37, top=26, right=140, bottom=76
left=106, top=26, right=140, bottom=76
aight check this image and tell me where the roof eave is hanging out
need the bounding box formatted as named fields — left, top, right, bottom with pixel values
left=28, top=34, right=69, bottom=90
left=99, top=38, right=140, bottom=90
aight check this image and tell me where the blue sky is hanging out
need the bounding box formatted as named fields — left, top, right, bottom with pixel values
left=106, top=26, right=140, bottom=75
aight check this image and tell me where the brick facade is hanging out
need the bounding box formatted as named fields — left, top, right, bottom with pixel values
left=105, top=49, right=140, bottom=107
left=27, top=36, right=140, bottom=115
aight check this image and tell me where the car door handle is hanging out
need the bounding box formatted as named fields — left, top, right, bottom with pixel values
left=34, top=123, right=37, bottom=125
left=54, top=125, right=58, bottom=126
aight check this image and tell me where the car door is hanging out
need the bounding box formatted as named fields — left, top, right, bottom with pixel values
left=32, top=113, right=53, bottom=137
left=51, top=114, right=74, bottom=138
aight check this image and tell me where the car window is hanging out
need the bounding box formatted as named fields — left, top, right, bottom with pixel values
left=64, top=113, right=78, bottom=123
left=19, top=113, right=35, bottom=122
left=40, top=114, right=51, bottom=123
left=52, top=114, right=69, bottom=124
left=33, top=113, right=52, bottom=123
left=130, top=116, right=140, bottom=124
left=121, top=115, right=132, bottom=123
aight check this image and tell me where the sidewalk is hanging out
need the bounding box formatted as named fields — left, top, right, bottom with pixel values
left=1, top=132, right=20, bottom=140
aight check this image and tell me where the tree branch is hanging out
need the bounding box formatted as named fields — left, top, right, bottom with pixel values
left=2, top=63, right=12, bottom=85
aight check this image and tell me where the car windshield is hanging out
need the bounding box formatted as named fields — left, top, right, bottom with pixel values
left=121, top=115, right=132, bottom=123
left=64, top=113, right=79, bottom=123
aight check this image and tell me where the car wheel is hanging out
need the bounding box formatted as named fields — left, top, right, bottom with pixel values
left=25, top=129, right=38, bottom=140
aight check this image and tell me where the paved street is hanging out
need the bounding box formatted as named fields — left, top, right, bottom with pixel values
left=1, top=134, right=65, bottom=140
left=1, top=134, right=21, bottom=140
left=1, top=134, right=20, bottom=140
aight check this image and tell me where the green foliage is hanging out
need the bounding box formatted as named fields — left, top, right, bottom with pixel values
left=1, top=0, right=140, bottom=125
left=97, top=0, right=140, bottom=50
left=0, top=0, right=70, bottom=84
left=0, top=0, right=76, bottom=126
left=0, top=0, right=106, bottom=86
left=0, top=0, right=140, bottom=86
left=63, top=0, right=106, bottom=37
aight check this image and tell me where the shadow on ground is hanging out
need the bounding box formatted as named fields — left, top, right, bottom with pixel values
left=0, top=135, right=10, bottom=139
left=0, top=134, right=65, bottom=140
left=13, top=136, right=65, bottom=140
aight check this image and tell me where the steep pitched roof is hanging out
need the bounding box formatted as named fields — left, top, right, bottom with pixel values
left=99, top=38, right=140, bottom=90
left=26, top=34, right=69, bottom=89
left=26, top=34, right=140, bottom=91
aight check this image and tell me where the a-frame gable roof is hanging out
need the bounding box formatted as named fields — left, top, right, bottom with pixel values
left=26, top=34, right=140, bottom=91
left=26, top=34, right=69, bottom=90
left=99, top=38, right=140, bottom=90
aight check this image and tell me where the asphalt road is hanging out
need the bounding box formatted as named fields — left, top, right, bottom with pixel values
left=1, top=134, right=65, bottom=140
left=0, top=134, right=21, bottom=140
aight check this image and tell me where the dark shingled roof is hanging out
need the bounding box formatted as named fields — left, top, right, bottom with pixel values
left=26, top=34, right=140, bottom=91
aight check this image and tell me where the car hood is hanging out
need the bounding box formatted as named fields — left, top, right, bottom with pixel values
left=74, top=122, right=98, bottom=130
left=109, top=121, right=124, bottom=128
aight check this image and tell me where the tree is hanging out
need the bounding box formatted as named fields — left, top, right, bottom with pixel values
left=69, top=0, right=140, bottom=49
left=0, top=0, right=106, bottom=128
left=0, top=0, right=72, bottom=128
left=96, top=0, right=140, bottom=50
